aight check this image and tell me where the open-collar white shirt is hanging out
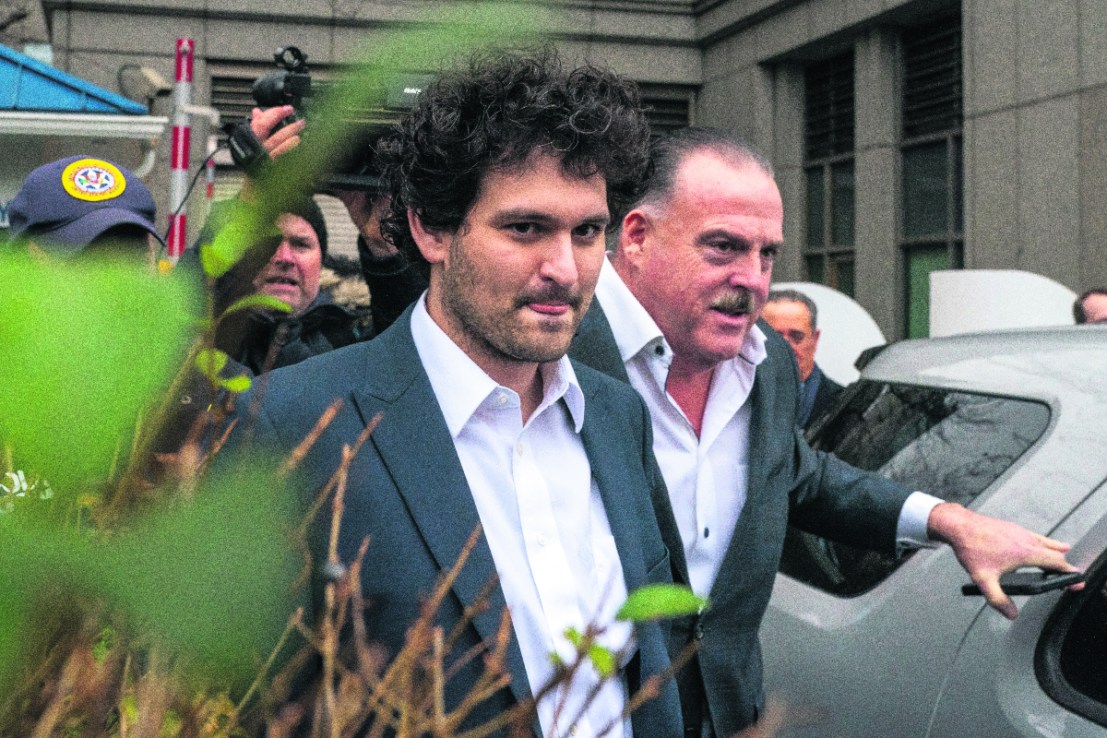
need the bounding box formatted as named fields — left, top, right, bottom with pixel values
left=593, top=259, right=938, bottom=597
left=411, top=295, right=634, bottom=738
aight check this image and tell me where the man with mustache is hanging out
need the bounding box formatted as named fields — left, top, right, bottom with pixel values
left=568, top=127, right=1081, bottom=737
left=228, top=53, right=683, bottom=737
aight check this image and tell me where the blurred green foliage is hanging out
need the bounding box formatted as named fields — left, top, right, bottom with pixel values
left=0, top=470, right=298, bottom=685
left=0, top=250, right=298, bottom=686
left=0, top=253, right=196, bottom=495
left=0, top=4, right=565, bottom=728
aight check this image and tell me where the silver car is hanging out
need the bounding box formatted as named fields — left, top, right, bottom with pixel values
left=761, top=326, right=1107, bottom=738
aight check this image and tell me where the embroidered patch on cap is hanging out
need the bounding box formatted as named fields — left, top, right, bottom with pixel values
left=61, top=158, right=127, bottom=202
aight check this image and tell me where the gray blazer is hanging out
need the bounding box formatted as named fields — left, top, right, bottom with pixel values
left=234, top=307, right=685, bottom=737
left=570, top=302, right=913, bottom=738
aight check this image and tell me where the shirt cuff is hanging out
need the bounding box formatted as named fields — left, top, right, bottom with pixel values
left=895, top=491, right=944, bottom=554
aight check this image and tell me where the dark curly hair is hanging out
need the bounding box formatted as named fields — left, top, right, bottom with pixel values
left=377, top=50, right=652, bottom=275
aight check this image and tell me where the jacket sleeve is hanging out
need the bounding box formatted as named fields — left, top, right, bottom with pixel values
left=357, top=236, right=427, bottom=335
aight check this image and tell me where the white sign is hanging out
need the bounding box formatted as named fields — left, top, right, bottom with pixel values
left=929, top=270, right=1077, bottom=337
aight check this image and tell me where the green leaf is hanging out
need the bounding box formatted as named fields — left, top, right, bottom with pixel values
left=200, top=206, right=279, bottom=279
left=220, top=293, right=292, bottom=318
left=616, top=584, right=708, bottom=623
left=588, top=644, right=617, bottom=678
left=0, top=253, right=197, bottom=494
left=217, top=374, right=252, bottom=393
left=0, top=465, right=297, bottom=687
left=564, top=626, right=583, bottom=648
left=195, top=348, right=229, bottom=380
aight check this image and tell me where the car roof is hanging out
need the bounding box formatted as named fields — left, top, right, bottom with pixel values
left=861, top=325, right=1107, bottom=389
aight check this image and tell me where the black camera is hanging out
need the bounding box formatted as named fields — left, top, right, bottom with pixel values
left=252, top=46, right=312, bottom=110
left=229, top=45, right=426, bottom=192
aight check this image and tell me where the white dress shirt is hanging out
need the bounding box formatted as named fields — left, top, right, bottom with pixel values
left=411, top=295, right=634, bottom=738
left=593, top=259, right=940, bottom=597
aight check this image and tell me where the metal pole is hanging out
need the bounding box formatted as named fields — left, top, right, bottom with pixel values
left=166, top=37, right=194, bottom=264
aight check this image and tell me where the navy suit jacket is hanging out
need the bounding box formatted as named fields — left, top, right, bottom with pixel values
left=570, top=302, right=913, bottom=738
left=804, top=364, right=844, bottom=429
left=233, top=308, right=684, bottom=737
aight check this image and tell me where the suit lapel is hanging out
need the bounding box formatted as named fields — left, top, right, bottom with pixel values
left=571, top=302, right=630, bottom=383
left=348, top=314, right=533, bottom=709
left=709, top=322, right=777, bottom=598
left=579, top=379, right=648, bottom=592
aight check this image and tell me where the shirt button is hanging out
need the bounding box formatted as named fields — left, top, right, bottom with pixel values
left=694, top=622, right=705, bottom=641
left=496, top=394, right=508, bottom=407
left=516, top=444, right=525, bottom=456
left=536, top=534, right=548, bottom=547
left=570, top=725, right=579, bottom=736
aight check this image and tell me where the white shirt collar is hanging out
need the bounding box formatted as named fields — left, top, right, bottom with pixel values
left=594, top=255, right=769, bottom=369
left=409, top=293, right=586, bottom=437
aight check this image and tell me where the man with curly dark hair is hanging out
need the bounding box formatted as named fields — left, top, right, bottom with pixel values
left=232, top=52, right=683, bottom=737
left=377, top=51, right=652, bottom=281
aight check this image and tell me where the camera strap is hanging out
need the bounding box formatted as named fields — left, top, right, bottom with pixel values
left=227, top=121, right=271, bottom=177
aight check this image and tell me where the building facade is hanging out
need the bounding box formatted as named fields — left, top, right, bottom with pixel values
left=8, top=0, right=1106, bottom=338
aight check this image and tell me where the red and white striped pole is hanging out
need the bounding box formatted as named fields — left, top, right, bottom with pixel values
left=166, top=37, right=194, bottom=264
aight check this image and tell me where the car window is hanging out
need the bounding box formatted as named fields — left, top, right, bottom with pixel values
left=1037, top=545, right=1107, bottom=728
left=778, top=381, right=1051, bottom=595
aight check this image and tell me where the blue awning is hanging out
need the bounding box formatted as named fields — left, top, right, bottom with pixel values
left=0, top=43, right=147, bottom=115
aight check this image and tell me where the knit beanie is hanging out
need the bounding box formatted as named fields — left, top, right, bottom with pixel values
left=286, top=196, right=328, bottom=256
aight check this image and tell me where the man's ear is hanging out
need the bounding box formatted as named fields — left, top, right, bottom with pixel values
left=407, top=209, right=450, bottom=265
left=616, top=208, right=650, bottom=265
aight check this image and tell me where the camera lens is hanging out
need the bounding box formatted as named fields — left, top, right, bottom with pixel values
left=252, top=72, right=290, bottom=107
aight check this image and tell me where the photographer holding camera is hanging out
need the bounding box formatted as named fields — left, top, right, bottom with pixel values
left=208, top=103, right=425, bottom=375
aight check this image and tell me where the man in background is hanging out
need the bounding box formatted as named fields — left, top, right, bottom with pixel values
left=7, top=155, right=164, bottom=261
left=208, top=105, right=424, bottom=374
left=1073, top=287, right=1107, bottom=325
left=762, top=288, right=843, bottom=428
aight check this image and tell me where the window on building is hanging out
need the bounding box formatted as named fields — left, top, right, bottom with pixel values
left=638, top=83, right=695, bottom=137
left=901, top=15, right=963, bottom=338
left=804, top=51, right=856, bottom=297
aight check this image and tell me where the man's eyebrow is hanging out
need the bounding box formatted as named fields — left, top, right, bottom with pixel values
left=695, top=229, right=784, bottom=251
left=493, top=208, right=610, bottom=225
left=695, top=229, right=749, bottom=244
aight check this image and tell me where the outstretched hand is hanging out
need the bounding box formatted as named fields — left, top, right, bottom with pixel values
left=249, top=105, right=305, bottom=159
left=237, top=106, right=306, bottom=202
left=927, top=502, right=1083, bottom=619
left=332, top=191, right=398, bottom=258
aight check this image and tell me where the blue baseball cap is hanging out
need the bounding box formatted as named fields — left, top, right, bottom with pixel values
left=8, top=155, right=165, bottom=255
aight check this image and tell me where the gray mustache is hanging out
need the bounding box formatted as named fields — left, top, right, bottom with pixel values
left=711, top=290, right=755, bottom=316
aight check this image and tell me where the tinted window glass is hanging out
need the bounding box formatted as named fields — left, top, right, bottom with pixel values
left=1037, top=543, right=1107, bottom=727
left=779, top=381, right=1050, bottom=595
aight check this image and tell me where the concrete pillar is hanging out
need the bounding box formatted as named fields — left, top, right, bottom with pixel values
left=852, top=27, right=903, bottom=339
